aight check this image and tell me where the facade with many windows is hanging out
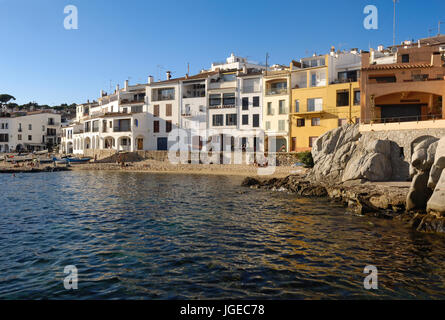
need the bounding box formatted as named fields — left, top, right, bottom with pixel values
left=289, top=49, right=362, bottom=151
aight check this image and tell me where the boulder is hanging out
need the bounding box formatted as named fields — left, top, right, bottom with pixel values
left=427, top=169, right=445, bottom=215
left=428, top=137, right=445, bottom=190
left=406, top=171, right=433, bottom=211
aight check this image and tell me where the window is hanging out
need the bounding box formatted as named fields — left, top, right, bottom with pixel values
left=311, top=117, right=321, bottom=126
left=122, top=107, right=128, bottom=113
left=294, top=100, right=300, bottom=113
left=267, top=102, right=273, bottom=115
left=28, top=124, right=32, bottom=130
left=369, top=75, right=396, bottom=83
left=309, top=136, right=318, bottom=148
left=253, top=96, right=260, bottom=107
left=278, top=120, right=285, bottom=131
left=153, top=120, right=160, bottom=133
left=153, top=105, right=160, bottom=117
left=155, top=88, right=175, bottom=101
left=253, top=114, right=260, bottom=128
left=28, top=135, right=32, bottom=141
left=18, top=123, right=22, bottom=132
left=42, top=125, right=45, bottom=132
left=0, top=134, right=8, bottom=142
left=307, top=98, right=323, bottom=112
left=209, top=94, right=221, bottom=106
left=338, top=118, right=348, bottom=127
left=297, top=118, right=305, bottom=127
left=353, top=90, right=361, bottom=105
left=134, top=119, right=138, bottom=127
left=18, top=134, right=22, bottom=140
left=212, top=114, right=224, bottom=126
left=242, top=114, right=249, bottom=125
left=337, top=90, right=350, bottom=107
left=223, top=93, right=235, bottom=106
left=226, top=114, right=237, bottom=126
left=402, top=54, right=410, bottom=63
left=265, top=121, right=271, bottom=130
left=166, top=120, right=172, bottom=133
left=278, top=100, right=287, bottom=114
left=166, top=104, right=172, bottom=117
left=338, top=70, right=359, bottom=83
left=242, top=97, right=249, bottom=110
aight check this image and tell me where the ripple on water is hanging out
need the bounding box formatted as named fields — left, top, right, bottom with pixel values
left=1, top=171, right=445, bottom=299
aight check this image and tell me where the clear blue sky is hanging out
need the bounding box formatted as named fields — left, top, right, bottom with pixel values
left=1, top=0, right=444, bottom=105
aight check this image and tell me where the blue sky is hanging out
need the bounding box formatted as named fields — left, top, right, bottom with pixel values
left=1, top=0, right=444, bottom=105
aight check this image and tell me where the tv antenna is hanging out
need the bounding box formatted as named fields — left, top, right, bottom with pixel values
left=439, top=21, right=444, bottom=35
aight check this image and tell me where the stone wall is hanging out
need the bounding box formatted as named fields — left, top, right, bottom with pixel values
left=78, top=149, right=303, bottom=166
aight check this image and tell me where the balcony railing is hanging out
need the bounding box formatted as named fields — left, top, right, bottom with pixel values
left=364, top=113, right=443, bottom=124
left=153, top=95, right=175, bottom=101
left=113, top=127, right=131, bottom=132
left=266, top=88, right=288, bottom=95
left=208, top=104, right=236, bottom=109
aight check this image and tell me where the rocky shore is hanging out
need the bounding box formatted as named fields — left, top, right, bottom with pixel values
left=243, top=124, right=445, bottom=234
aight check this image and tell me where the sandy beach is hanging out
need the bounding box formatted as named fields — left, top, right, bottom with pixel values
left=69, top=159, right=306, bottom=178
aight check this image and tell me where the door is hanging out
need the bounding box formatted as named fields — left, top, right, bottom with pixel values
left=157, top=137, right=168, bottom=151
left=137, top=138, right=143, bottom=150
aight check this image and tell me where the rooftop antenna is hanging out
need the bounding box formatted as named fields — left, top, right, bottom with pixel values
left=187, top=62, right=190, bottom=75
left=393, top=0, right=399, bottom=47
left=265, top=53, right=269, bottom=76
left=439, top=21, right=444, bottom=35
left=429, top=28, right=433, bottom=38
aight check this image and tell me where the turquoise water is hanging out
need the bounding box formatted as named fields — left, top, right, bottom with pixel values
left=1, top=171, right=445, bottom=299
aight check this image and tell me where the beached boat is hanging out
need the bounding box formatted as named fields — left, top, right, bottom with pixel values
left=66, top=157, right=91, bottom=163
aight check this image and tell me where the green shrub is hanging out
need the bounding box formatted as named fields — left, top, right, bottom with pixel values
left=297, top=151, right=314, bottom=168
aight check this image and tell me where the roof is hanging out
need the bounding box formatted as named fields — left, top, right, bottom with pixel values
left=362, top=63, right=433, bottom=71
left=150, top=71, right=219, bottom=85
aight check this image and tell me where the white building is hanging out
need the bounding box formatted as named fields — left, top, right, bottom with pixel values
left=63, top=82, right=149, bottom=155
left=0, top=111, right=61, bottom=153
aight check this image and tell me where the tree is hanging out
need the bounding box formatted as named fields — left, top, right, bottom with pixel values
left=0, top=94, right=16, bottom=110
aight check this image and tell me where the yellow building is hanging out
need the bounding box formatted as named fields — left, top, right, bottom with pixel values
left=289, top=51, right=361, bottom=151
left=262, top=67, right=291, bottom=152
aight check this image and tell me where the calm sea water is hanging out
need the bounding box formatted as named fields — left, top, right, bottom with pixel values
left=1, top=171, right=445, bottom=299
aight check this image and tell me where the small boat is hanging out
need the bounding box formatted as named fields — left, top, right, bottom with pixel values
left=54, top=158, right=69, bottom=165
left=66, top=157, right=91, bottom=163
left=39, top=158, right=55, bottom=164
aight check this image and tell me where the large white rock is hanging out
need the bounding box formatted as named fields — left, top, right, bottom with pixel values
left=427, top=169, right=445, bottom=214
left=428, top=137, right=445, bottom=190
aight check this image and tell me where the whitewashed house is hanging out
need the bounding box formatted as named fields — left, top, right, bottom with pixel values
left=0, top=111, right=61, bottom=152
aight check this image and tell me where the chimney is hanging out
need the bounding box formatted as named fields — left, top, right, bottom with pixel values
left=100, top=90, right=104, bottom=97
left=124, top=80, right=129, bottom=91
left=166, top=71, right=171, bottom=80
left=242, top=65, right=247, bottom=74
left=330, top=46, right=335, bottom=56
left=377, top=45, right=384, bottom=52
left=148, top=76, right=154, bottom=84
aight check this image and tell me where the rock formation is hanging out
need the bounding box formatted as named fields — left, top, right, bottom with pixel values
left=310, top=124, right=404, bottom=183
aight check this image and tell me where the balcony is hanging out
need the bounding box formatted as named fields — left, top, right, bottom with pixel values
left=152, top=95, right=175, bottom=102
left=266, top=88, right=288, bottom=96
left=208, top=104, right=236, bottom=110
left=73, top=129, right=84, bottom=134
